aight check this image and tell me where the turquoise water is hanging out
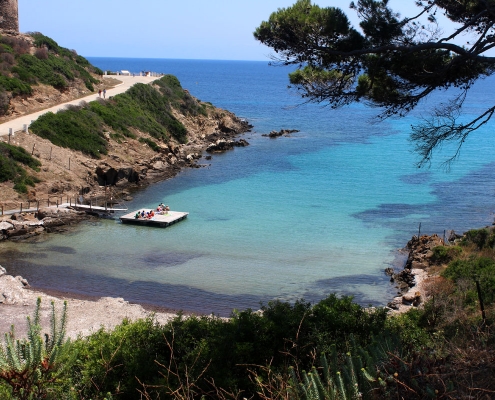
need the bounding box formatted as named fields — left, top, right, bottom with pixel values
left=2, top=59, right=495, bottom=316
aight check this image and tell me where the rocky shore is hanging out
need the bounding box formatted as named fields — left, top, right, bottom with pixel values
left=386, top=233, right=446, bottom=313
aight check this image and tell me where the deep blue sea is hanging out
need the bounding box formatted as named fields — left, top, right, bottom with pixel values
left=2, top=58, right=495, bottom=316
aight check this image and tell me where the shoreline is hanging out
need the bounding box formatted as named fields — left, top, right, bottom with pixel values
left=0, top=234, right=445, bottom=339
left=0, top=267, right=179, bottom=339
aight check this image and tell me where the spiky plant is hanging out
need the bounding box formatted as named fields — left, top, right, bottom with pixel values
left=0, top=297, right=68, bottom=400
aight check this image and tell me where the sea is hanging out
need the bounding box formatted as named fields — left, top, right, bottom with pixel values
left=1, top=58, right=495, bottom=316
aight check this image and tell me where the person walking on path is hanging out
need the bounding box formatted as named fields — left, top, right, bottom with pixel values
left=98, top=89, right=102, bottom=97
left=103, top=89, right=106, bottom=99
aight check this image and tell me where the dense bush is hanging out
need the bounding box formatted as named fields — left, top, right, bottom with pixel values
left=0, top=75, right=32, bottom=96
left=30, top=109, right=108, bottom=158
left=29, top=75, right=195, bottom=158
left=442, top=256, right=495, bottom=305
left=0, top=142, right=41, bottom=193
left=0, top=32, right=100, bottom=96
left=53, top=295, right=389, bottom=399
left=461, top=228, right=495, bottom=249
left=430, top=245, right=462, bottom=264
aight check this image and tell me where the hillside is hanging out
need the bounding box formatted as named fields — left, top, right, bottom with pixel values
left=0, top=31, right=102, bottom=121
left=0, top=32, right=251, bottom=210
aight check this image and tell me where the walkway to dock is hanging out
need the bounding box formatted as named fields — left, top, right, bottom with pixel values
left=1, top=203, right=127, bottom=216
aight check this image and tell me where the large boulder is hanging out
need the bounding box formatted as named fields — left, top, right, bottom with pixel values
left=96, top=165, right=140, bottom=185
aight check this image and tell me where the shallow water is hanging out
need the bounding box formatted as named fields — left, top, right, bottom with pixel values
left=1, top=59, right=494, bottom=316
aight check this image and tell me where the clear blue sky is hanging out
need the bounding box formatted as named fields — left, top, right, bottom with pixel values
left=19, top=1, right=448, bottom=60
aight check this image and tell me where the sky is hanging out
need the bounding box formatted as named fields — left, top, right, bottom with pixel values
left=19, top=1, right=454, bottom=61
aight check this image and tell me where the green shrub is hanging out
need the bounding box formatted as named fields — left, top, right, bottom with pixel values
left=443, top=256, right=495, bottom=304
left=29, top=109, right=108, bottom=158
left=462, top=228, right=490, bottom=249
left=0, top=298, right=72, bottom=400
left=0, top=75, right=32, bottom=95
left=138, top=137, right=160, bottom=152
left=430, top=245, right=462, bottom=264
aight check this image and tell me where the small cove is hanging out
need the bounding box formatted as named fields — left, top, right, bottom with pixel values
left=1, top=59, right=495, bottom=316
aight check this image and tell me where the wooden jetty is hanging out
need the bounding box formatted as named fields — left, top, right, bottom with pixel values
left=119, top=209, right=189, bottom=228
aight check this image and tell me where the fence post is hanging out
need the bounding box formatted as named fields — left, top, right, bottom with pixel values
left=475, top=280, right=487, bottom=326
left=69, top=158, right=71, bottom=170
left=20, top=203, right=22, bottom=213
left=8, top=128, right=12, bottom=144
left=31, top=143, right=36, bottom=155
left=23, top=124, right=28, bottom=134
left=49, top=147, right=52, bottom=160
left=1, top=204, right=3, bottom=216
left=418, top=222, right=421, bottom=238
left=28, top=201, right=30, bottom=209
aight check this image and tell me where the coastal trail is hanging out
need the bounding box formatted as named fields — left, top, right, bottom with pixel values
left=0, top=75, right=158, bottom=138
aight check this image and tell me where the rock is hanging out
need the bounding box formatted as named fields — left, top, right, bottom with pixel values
left=0, top=266, right=6, bottom=277
left=411, top=260, right=428, bottom=269
left=7, top=228, right=28, bottom=237
left=0, top=221, right=14, bottom=231
left=233, top=139, right=249, bottom=147
left=10, top=213, right=24, bottom=221
left=206, top=139, right=249, bottom=153
left=263, top=129, right=300, bottom=138
left=42, top=217, right=65, bottom=228
left=152, top=161, right=167, bottom=171
left=15, top=276, right=29, bottom=287
left=387, top=298, right=401, bottom=310
left=37, top=208, right=59, bottom=219
left=96, top=165, right=140, bottom=185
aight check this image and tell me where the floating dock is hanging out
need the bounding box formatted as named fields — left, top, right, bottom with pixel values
left=119, top=209, right=189, bottom=228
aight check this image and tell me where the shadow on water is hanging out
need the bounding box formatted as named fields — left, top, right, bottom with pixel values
left=306, top=273, right=396, bottom=306
left=354, top=161, right=495, bottom=247
left=45, top=246, right=77, bottom=255
left=138, top=251, right=205, bottom=268
left=1, top=254, right=399, bottom=316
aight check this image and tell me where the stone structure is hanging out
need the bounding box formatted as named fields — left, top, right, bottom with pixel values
left=0, top=0, right=19, bottom=32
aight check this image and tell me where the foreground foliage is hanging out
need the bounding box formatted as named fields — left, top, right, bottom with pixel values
left=0, top=298, right=70, bottom=400
left=1, top=229, right=495, bottom=398
left=254, top=0, right=495, bottom=166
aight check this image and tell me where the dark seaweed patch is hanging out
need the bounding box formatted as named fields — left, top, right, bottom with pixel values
left=45, top=246, right=77, bottom=255
left=139, top=251, right=203, bottom=268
